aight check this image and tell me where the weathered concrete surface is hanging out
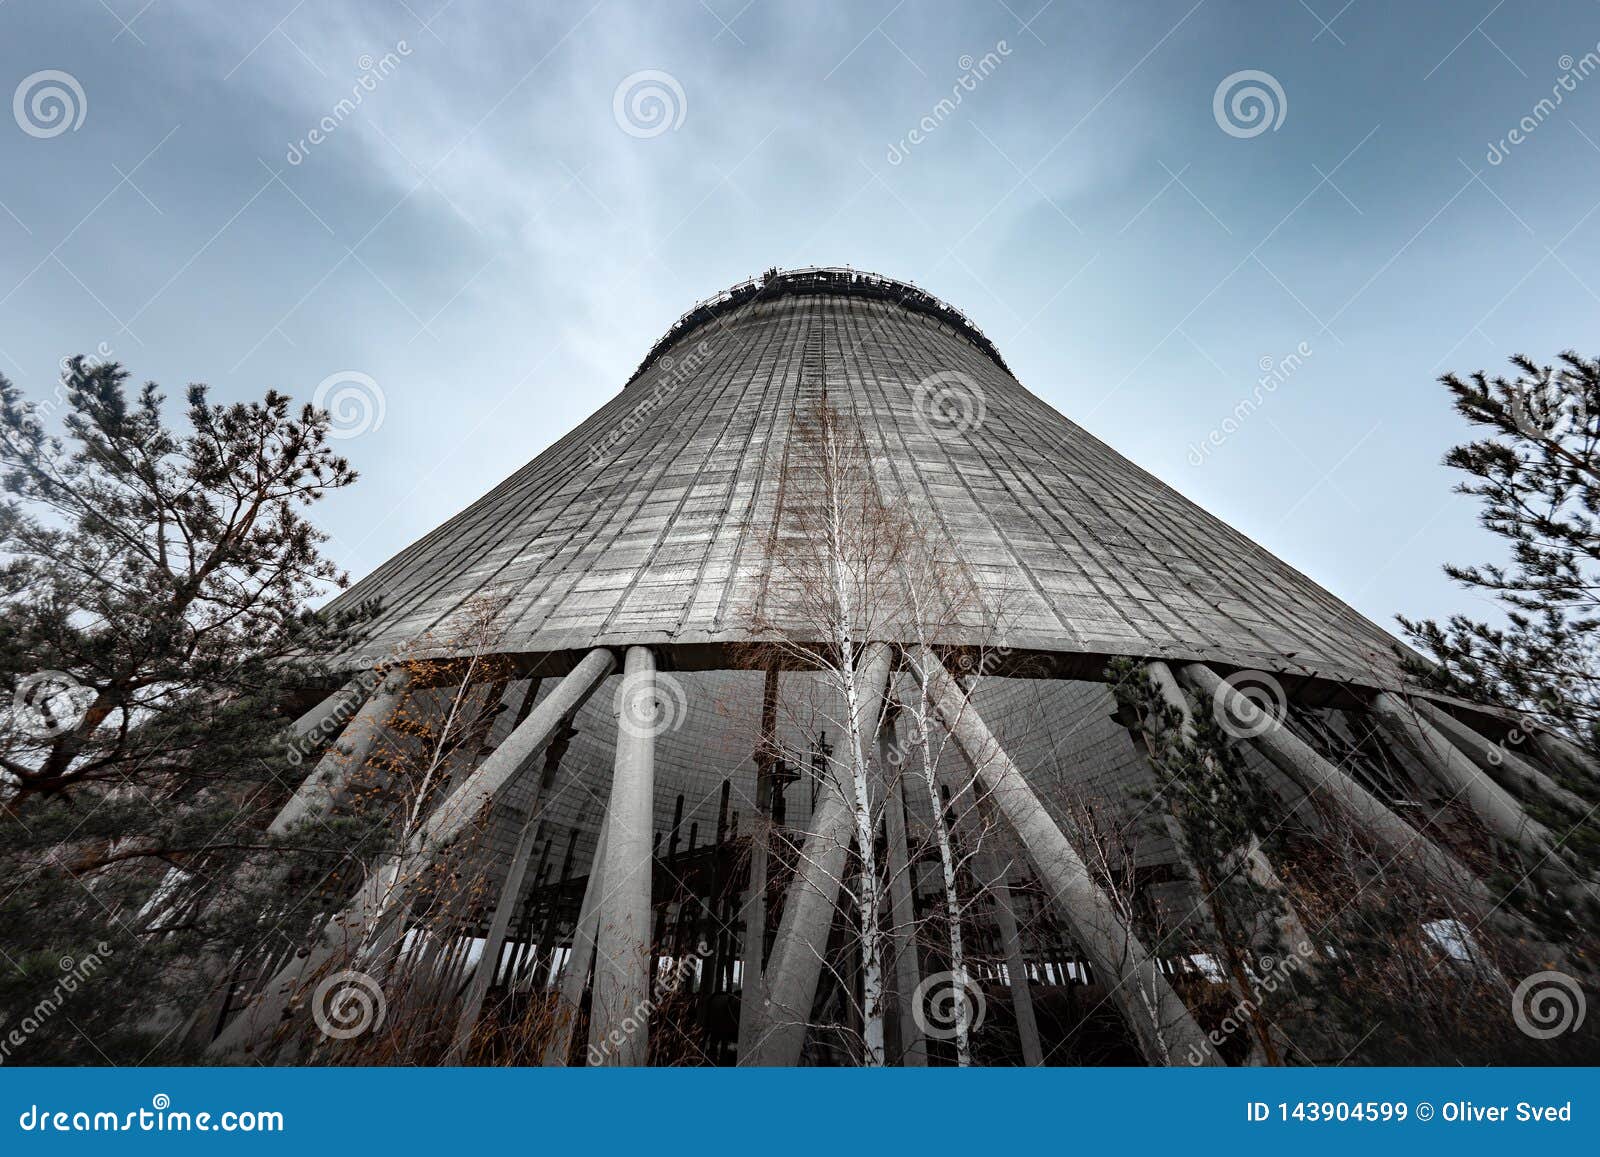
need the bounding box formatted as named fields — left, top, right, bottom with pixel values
left=317, top=270, right=1408, bottom=692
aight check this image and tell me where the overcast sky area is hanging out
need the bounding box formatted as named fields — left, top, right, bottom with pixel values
left=3, top=0, right=1598, bottom=642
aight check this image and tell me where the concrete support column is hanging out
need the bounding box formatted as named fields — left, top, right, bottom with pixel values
left=207, top=648, right=617, bottom=1059
left=1369, top=691, right=1561, bottom=859
left=748, top=642, right=894, bottom=1066
left=744, top=784, right=854, bottom=1064
left=285, top=675, right=375, bottom=754
left=970, top=792, right=1042, bottom=1066
left=153, top=675, right=386, bottom=938
left=971, top=837, right=1043, bottom=1066
left=445, top=808, right=540, bottom=1064
left=587, top=646, right=659, bottom=1067
left=447, top=686, right=571, bottom=1062
left=169, top=671, right=406, bottom=1048
left=1146, top=661, right=1315, bottom=957
left=272, top=666, right=412, bottom=835
left=735, top=669, right=779, bottom=1062
left=1180, top=664, right=1490, bottom=908
left=1534, top=729, right=1600, bottom=785
left=907, top=646, right=1218, bottom=1067
left=542, top=815, right=610, bottom=1066
left=878, top=713, right=926, bottom=1066
left=1410, top=698, right=1588, bottom=816
left=1374, top=693, right=1600, bottom=904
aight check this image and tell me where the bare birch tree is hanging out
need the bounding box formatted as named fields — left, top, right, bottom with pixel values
left=747, top=401, right=904, bottom=1063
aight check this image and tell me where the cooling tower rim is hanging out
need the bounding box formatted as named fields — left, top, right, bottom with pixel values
left=623, top=266, right=1013, bottom=388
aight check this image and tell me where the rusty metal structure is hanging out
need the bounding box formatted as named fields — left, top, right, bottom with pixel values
left=202, top=268, right=1596, bottom=1066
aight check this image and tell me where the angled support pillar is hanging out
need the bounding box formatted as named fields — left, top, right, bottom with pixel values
left=445, top=807, right=540, bottom=1064
left=1409, top=698, right=1588, bottom=816
left=1533, top=729, right=1600, bottom=786
left=907, top=646, right=1218, bottom=1067
left=1369, top=691, right=1563, bottom=860
left=285, top=674, right=378, bottom=759
left=878, top=710, right=926, bottom=1066
left=167, top=669, right=402, bottom=1047
left=747, top=642, right=894, bottom=1067
left=207, top=647, right=617, bottom=1059
left=735, top=668, right=779, bottom=1061
left=1146, top=661, right=1315, bottom=957
left=156, top=672, right=386, bottom=933
left=586, top=646, right=659, bottom=1067
left=542, top=814, right=611, bottom=1065
left=743, top=785, right=853, bottom=1065
left=1180, top=664, right=1490, bottom=909
left=447, top=691, right=571, bottom=1063
left=1372, top=692, right=1600, bottom=904
left=970, top=827, right=1043, bottom=1065
left=272, top=666, right=413, bottom=836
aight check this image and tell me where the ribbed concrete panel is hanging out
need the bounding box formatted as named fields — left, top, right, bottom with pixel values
left=326, top=269, right=1405, bottom=689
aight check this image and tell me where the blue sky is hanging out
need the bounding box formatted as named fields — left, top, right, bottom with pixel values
left=3, top=0, right=1599, bottom=640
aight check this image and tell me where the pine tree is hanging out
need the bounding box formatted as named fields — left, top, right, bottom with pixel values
left=0, top=357, right=373, bottom=1062
left=1399, top=353, right=1600, bottom=758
